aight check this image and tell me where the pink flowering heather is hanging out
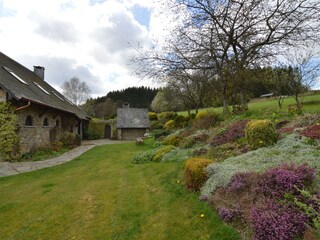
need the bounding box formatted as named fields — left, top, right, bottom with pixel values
left=218, top=207, right=241, bottom=222
left=257, top=163, right=316, bottom=197
left=250, top=199, right=309, bottom=240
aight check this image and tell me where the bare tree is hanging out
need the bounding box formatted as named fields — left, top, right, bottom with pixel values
left=133, top=0, right=320, bottom=114
left=284, top=46, right=320, bottom=105
left=61, top=77, right=91, bottom=105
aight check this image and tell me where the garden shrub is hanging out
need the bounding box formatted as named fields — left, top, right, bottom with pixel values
left=163, top=134, right=182, bottom=146
left=292, top=113, right=320, bottom=128
left=250, top=199, right=309, bottom=240
left=150, top=120, right=163, bottom=130
left=201, top=134, right=320, bottom=200
left=257, top=163, right=316, bottom=198
left=300, top=124, right=320, bottom=140
left=157, top=111, right=177, bottom=123
left=0, top=103, right=20, bottom=161
left=153, top=145, right=175, bottom=162
left=173, top=115, right=186, bottom=128
left=218, top=207, right=241, bottom=222
left=209, top=163, right=318, bottom=239
left=161, top=148, right=192, bottom=162
left=60, top=132, right=81, bottom=147
left=179, top=136, right=196, bottom=149
left=211, top=120, right=249, bottom=147
left=288, top=104, right=304, bottom=116
left=192, top=146, right=209, bottom=157
left=193, top=111, right=220, bottom=129
left=86, top=120, right=106, bottom=140
left=245, top=120, right=277, bottom=149
left=184, top=157, right=213, bottom=191
left=148, top=112, right=158, bottom=121
left=164, top=120, right=174, bottom=131
left=132, top=149, right=156, bottom=164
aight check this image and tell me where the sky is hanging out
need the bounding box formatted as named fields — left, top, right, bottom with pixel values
left=0, top=0, right=169, bottom=98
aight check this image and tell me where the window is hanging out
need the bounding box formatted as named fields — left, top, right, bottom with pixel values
left=3, top=66, right=28, bottom=85
left=25, top=115, right=33, bottom=126
left=43, top=118, right=49, bottom=127
left=33, top=82, right=50, bottom=95
left=55, top=119, right=60, bottom=127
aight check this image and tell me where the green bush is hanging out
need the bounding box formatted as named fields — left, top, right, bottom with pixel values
left=164, top=120, right=175, bottom=131
left=157, top=112, right=177, bottom=123
left=60, top=132, right=81, bottom=147
left=148, top=112, right=158, bottom=121
left=193, top=111, right=220, bottom=129
left=174, top=115, right=186, bottom=128
left=153, top=145, right=175, bottom=162
left=179, top=136, right=196, bottom=149
left=163, top=134, right=182, bottom=146
left=162, top=148, right=192, bottom=162
left=132, top=149, right=156, bottom=164
left=184, top=157, right=213, bottom=191
left=245, top=120, right=277, bottom=149
left=0, top=103, right=20, bottom=161
left=86, top=120, right=106, bottom=140
left=150, top=120, right=163, bottom=130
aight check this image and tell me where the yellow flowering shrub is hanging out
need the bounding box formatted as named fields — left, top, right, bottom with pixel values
left=245, top=120, right=278, bottom=149
left=184, top=157, right=213, bottom=191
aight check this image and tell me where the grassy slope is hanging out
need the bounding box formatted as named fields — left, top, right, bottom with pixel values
left=178, top=92, right=320, bottom=116
left=0, top=142, right=239, bottom=240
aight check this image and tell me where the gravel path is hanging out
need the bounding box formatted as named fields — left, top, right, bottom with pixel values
left=0, top=139, right=128, bottom=177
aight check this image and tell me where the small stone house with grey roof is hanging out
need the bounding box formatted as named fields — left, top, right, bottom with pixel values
left=0, top=52, right=89, bottom=154
left=117, top=104, right=150, bottom=140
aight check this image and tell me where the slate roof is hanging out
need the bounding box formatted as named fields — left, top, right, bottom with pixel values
left=117, top=108, right=150, bottom=128
left=0, top=52, right=88, bottom=120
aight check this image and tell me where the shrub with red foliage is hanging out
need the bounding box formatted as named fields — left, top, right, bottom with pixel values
left=210, top=120, right=249, bottom=147
left=257, top=163, right=316, bottom=198
left=250, top=199, right=309, bottom=240
left=300, top=124, right=320, bottom=140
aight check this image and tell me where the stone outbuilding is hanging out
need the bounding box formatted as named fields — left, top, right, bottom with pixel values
left=116, top=105, right=150, bottom=140
left=0, top=52, right=89, bottom=154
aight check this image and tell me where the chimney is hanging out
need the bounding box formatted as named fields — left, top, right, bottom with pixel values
left=33, top=66, right=45, bottom=80
left=123, top=102, right=130, bottom=108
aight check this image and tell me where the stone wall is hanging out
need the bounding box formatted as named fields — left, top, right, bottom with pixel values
left=118, top=128, right=148, bottom=140
left=0, top=88, right=6, bottom=102
left=16, top=104, right=80, bottom=153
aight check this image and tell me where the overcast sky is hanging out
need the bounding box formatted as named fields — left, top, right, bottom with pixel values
left=0, top=0, right=169, bottom=98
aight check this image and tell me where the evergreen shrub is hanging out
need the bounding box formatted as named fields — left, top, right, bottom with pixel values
left=153, top=145, right=175, bottom=162
left=184, top=157, right=213, bottom=191
left=132, top=149, right=156, bottom=164
left=60, top=132, right=81, bottom=147
left=164, top=120, right=174, bottom=131
left=173, top=115, right=186, bottom=128
left=193, top=111, right=220, bottom=129
left=86, top=120, right=107, bottom=139
left=245, top=120, right=277, bottom=149
left=157, top=112, right=177, bottom=123
left=0, top=103, right=20, bottom=161
left=163, top=134, right=182, bottom=146
left=148, top=112, right=158, bottom=120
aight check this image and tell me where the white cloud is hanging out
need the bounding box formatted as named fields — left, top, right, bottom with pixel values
left=0, top=0, right=162, bottom=97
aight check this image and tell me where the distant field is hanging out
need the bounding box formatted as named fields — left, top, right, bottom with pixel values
left=178, top=92, right=320, bottom=116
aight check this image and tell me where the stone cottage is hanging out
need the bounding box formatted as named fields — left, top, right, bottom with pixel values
left=116, top=104, right=150, bottom=140
left=0, top=52, right=89, bottom=153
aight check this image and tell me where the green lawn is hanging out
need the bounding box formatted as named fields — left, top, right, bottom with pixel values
left=178, top=92, right=320, bottom=116
left=0, top=141, right=239, bottom=240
